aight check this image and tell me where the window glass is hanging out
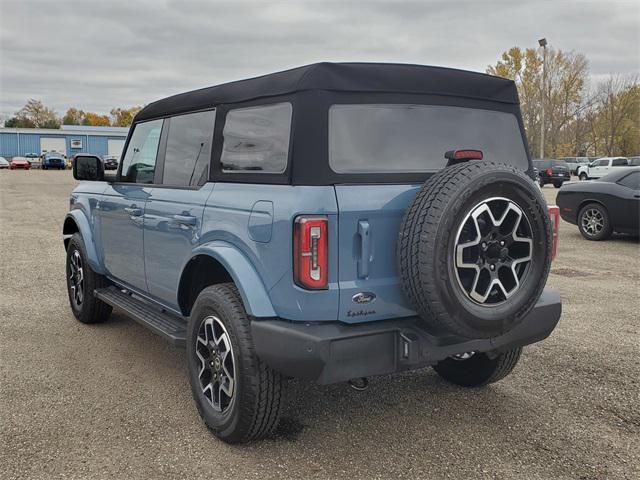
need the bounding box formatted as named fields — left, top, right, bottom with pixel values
left=163, top=110, right=215, bottom=186
left=329, top=104, right=528, bottom=173
left=612, top=158, right=628, bottom=167
left=618, top=171, right=640, bottom=189
left=596, top=159, right=609, bottom=167
left=120, top=119, right=163, bottom=183
left=221, top=103, right=292, bottom=173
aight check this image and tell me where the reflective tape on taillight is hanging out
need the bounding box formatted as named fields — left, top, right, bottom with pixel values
left=548, top=205, right=559, bottom=261
left=293, top=216, right=328, bottom=289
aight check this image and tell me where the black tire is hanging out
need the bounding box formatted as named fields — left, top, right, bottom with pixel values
left=433, top=347, right=522, bottom=387
left=187, top=284, right=283, bottom=443
left=578, top=203, right=612, bottom=241
left=553, top=182, right=562, bottom=188
left=539, top=178, right=545, bottom=187
left=398, top=161, right=552, bottom=339
left=579, top=173, right=588, bottom=181
left=66, top=233, right=112, bottom=324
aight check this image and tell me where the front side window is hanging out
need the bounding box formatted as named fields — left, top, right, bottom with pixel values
left=163, top=110, right=215, bottom=186
left=329, top=104, right=528, bottom=173
left=220, top=103, right=292, bottom=173
left=120, top=119, right=163, bottom=183
left=596, top=159, right=609, bottom=167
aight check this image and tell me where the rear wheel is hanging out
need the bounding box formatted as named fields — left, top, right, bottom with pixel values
left=553, top=182, right=562, bottom=188
left=187, top=284, right=283, bottom=443
left=539, top=178, right=545, bottom=187
left=578, top=203, right=612, bottom=241
left=398, top=161, right=552, bottom=339
left=433, top=347, right=522, bottom=387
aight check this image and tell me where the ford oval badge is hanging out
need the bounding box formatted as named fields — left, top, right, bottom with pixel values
left=352, top=292, right=376, bottom=304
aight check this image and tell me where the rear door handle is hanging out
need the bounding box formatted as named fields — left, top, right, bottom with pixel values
left=173, top=214, right=197, bottom=226
left=124, top=206, right=142, bottom=216
left=357, top=220, right=371, bottom=279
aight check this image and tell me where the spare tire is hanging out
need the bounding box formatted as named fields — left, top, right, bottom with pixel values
left=398, top=161, right=552, bottom=339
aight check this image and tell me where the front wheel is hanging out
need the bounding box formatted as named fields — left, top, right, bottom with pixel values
left=579, top=173, right=588, bottom=181
left=553, top=182, right=562, bottom=189
left=433, top=348, right=522, bottom=387
left=187, top=284, right=283, bottom=443
left=539, top=178, right=545, bottom=187
left=66, top=233, right=112, bottom=323
left=578, top=203, right=612, bottom=241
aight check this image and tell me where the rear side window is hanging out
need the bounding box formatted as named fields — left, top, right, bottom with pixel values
left=220, top=103, right=292, bottom=173
left=162, top=110, right=215, bottom=187
left=618, top=171, right=640, bottom=189
left=329, top=104, right=528, bottom=173
left=120, top=119, right=163, bottom=184
left=612, top=158, right=628, bottom=167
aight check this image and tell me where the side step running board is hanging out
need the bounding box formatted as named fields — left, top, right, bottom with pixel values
left=95, top=286, right=187, bottom=346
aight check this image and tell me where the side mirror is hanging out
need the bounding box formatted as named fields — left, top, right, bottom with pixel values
left=73, top=155, right=104, bottom=181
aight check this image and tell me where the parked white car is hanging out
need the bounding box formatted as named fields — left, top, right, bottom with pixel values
left=577, top=157, right=628, bottom=180
left=561, top=157, right=591, bottom=175
left=0, top=157, right=9, bottom=169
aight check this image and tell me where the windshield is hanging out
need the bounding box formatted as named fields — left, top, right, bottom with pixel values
left=329, top=104, right=528, bottom=173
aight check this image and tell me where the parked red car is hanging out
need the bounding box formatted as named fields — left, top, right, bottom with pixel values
left=10, top=157, right=31, bottom=170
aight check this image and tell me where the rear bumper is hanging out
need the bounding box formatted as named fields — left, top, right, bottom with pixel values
left=252, top=288, right=561, bottom=384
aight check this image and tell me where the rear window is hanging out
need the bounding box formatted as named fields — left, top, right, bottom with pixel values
left=551, top=160, right=568, bottom=167
left=617, top=171, right=640, bottom=189
left=533, top=160, right=550, bottom=169
left=329, top=104, right=528, bottom=173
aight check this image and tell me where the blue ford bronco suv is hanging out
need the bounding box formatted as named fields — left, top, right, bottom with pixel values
left=64, top=63, right=562, bottom=443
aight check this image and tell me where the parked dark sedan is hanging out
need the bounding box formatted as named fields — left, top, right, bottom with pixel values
left=532, top=159, right=571, bottom=188
left=102, top=155, right=119, bottom=170
left=557, top=167, right=640, bottom=240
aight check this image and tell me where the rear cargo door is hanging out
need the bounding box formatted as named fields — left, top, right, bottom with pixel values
left=334, top=185, right=419, bottom=323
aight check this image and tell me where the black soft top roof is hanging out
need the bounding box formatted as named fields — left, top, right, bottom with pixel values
left=135, top=62, right=519, bottom=122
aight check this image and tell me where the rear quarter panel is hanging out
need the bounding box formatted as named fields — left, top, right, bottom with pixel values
left=201, top=183, right=339, bottom=321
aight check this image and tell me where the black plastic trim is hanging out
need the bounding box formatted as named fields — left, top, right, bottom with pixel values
left=251, top=288, right=562, bottom=384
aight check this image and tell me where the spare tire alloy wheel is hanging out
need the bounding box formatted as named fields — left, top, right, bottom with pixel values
left=399, top=162, right=552, bottom=339
left=454, top=197, right=533, bottom=305
left=195, top=315, right=236, bottom=413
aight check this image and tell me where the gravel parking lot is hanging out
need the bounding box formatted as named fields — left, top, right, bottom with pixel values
left=1, top=170, right=638, bottom=480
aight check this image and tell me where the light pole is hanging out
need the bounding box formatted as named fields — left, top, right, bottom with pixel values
left=538, top=37, right=548, bottom=159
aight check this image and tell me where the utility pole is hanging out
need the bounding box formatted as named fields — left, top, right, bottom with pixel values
left=538, top=38, right=548, bottom=159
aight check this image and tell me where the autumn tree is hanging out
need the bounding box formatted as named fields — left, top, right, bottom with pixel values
left=82, top=112, right=111, bottom=126
left=110, top=106, right=143, bottom=127
left=488, top=46, right=589, bottom=158
left=586, top=76, right=639, bottom=156
left=9, top=99, right=60, bottom=128
left=62, top=107, right=85, bottom=125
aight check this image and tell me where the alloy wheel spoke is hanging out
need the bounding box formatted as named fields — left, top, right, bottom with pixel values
left=454, top=198, right=533, bottom=305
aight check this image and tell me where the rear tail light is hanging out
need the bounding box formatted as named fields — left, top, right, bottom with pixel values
left=293, top=216, right=328, bottom=289
left=546, top=168, right=553, bottom=176
left=548, top=205, right=559, bottom=261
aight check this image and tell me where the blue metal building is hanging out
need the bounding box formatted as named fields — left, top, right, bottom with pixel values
left=0, top=125, right=129, bottom=159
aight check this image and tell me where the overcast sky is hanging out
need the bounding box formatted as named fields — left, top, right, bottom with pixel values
left=0, top=0, right=638, bottom=122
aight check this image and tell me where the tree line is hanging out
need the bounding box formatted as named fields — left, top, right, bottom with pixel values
left=4, top=46, right=638, bottom=158
left=4, top=100, right=143, bottom=128
left=487, top=45, right=639, bottom=158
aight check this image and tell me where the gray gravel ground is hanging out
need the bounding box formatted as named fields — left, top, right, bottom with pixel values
left=1, top=170, right=639, bottom=480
